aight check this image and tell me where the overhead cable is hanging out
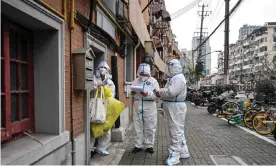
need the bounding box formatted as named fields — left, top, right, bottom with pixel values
left=193, top=0, right=245, bottom=58
left=170, top=0, right=201, bottom=17
left=171, top=0, right=204, bottom=20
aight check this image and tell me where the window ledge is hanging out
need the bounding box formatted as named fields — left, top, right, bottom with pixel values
left=1, top=131, right=70, bottom=165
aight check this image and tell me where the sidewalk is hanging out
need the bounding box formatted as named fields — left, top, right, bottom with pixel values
left=91, top=102, right=276, bottom=165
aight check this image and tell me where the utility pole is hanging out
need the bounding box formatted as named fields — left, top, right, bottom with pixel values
left=195, top=4, right=211, bottom=89
left=223, top=0, right=230, bottom=85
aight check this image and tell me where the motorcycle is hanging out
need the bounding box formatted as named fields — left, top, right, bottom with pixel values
left=207, top=90, right=235, bottom=114
left=193, top=90, right=213, bottom=106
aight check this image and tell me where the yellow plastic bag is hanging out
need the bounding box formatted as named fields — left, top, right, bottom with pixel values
left=91, top=87, right=125, bottom=138
left=244, top=99, right=251, bottom=108
left=98, top=86, right=113, bottom=98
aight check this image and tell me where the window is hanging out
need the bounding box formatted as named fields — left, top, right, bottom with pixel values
left=273, top=45, right=276, bottom=51
left=274, top=28, right=276, bottom=33
left=96, top=7, right=116, bottom=39
left=273, top=37, right=276, bottom=43
left=101, top=0, right=116, bottom=14
left=1, top=20, right=34, bottom=142
left=125, top=41, right=134, bottom=82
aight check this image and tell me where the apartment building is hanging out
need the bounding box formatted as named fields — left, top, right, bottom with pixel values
left=1, top=0, right=168, bottom=164
left=238, top=24, right=262, bottom=41
left=218, top=22, right=276, bottom=85
left=217, top=51, right=225, bottom=85
left=180, top=49, right=191, bottom=80
left=191, top=36, right=212, bottom=75
left=148, top=0, right=180, bottom=87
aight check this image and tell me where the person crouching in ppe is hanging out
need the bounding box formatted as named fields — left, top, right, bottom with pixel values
left=131, top=63, right=160, bottom=154
left=155, top=59, right=190, bottom=165
left=92, top=61, right=116, bottom=156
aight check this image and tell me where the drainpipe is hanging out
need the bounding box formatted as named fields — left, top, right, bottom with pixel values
left=70, top=0, right=76, bottom=165
left=69, top=22, right=76, bottom=166
left=134, top=41, right=141, bottom=79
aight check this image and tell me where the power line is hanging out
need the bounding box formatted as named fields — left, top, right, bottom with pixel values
left=171, top=0, right=204, bottom=20
left=205, top=0, right=221, bottom=27
left=193, top=0, right=245, bottom=58
left=170, top=0, right=201, bottom=17
left=206, top=0, right=224, bottom=29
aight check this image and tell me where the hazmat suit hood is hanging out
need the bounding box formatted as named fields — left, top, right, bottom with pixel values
left=137, top=63, right=151, bottom=81
left=96, top=61, right=111, bottom=80
left=136, top=63, right=151, bottom=77
left=166, top=59, right=183, bottom=77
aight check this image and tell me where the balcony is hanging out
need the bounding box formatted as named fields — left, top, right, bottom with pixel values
left=244, top=49, right=250, bottom=54
left=151, top=1, right=165, bottom=16
left=257, top=51, right=267, bottom=57
left=243, top=41, right=249, bottom=46
left=116, top=0, right=129, bottom=23
left=152, top=36, right=162, bottom=48
left=235, top=60, right=242, bottom=64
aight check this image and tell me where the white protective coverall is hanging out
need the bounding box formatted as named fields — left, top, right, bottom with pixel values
left=92, top=61, right=115, bottom=156
left=132, top=63, right=160, bottom=149
left=159, top=59, right=190, bottom=165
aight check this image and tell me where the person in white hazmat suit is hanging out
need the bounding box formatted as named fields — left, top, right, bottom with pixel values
left=155, top=59, right=190, bottom=165
left=92, top=61, right=115, bottom=156
left=131, top=63, right=160, bottom=154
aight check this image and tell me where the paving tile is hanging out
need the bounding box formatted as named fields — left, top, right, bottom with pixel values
left=113, top=102, right=276, bottom=165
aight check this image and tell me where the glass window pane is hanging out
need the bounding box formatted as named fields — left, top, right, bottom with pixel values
left=9, top=29, right=18, bottom=60
left=20, top=35, right=27, bottom=61
left=21, top=93, right=28, bottom=119
left=21, top=64, right=28, bottom=90
left=1, top=26, right=3, bottom=58
left=11, top=94, right=18, bottom=122
left=10, top=62, right=18, bottom=90
left=1, top=96, right=5, bottom=127
left=1, top=60, right=4, bottom=93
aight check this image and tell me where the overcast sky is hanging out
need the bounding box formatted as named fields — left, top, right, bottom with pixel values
left=164, top=0, right=276, bottom=73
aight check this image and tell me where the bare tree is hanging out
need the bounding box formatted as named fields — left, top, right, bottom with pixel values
left=259, top=57, right=276, bottom=80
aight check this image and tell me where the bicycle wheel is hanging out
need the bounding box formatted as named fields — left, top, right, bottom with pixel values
left=222, top=102, right=241, bottom=113
left=228, top=118, right=235, bottom=125
left=243, top=109, right=258, bottom=129
left=252, top=112, right=276, bottom=135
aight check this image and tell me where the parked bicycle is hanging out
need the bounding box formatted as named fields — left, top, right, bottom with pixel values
left=252, top=102, right=276, bottom=135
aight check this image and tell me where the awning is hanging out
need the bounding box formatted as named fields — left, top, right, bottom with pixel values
left=129, top=0, right=150, bottom=47
left=153, top=50, right=167, bottom=73
left=129, top=0, right=167, bottom=73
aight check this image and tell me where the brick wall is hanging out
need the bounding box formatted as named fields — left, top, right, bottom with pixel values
left=64, top=0, right=90, bottom=138
left=44, top=0, right=131, bottom=138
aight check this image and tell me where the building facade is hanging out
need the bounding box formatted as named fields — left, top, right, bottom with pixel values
left=148, top=0, right=180, bottom=87
left=180, top=49, right=191, bottom=83
left=238, top=24, right=262, bottom=41
left=218, top=22, right=276, bottom=85
left=1, top=0, right=169, bottom=164
left=191, top=36, right=212, bottom=75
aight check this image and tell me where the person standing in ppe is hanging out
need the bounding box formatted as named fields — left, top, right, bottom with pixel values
left=155, top=59, right=190, bottom=165
left=92, top=61, right=115, bottom=156
left=131, top=63, right=160, bottom=154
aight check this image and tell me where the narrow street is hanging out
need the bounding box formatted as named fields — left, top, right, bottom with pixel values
left=91, top=102, right=276, bottom=165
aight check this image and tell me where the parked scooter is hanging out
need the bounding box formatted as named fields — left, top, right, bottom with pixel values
left=193, top=90, right=212, bottom=106
left=207, top=90, right=235, bottom=114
